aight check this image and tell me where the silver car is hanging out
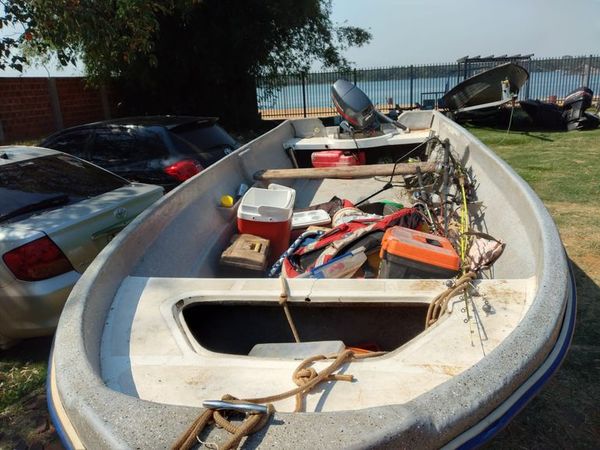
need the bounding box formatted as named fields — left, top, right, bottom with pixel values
left=0, top=146, right=163, bottom=348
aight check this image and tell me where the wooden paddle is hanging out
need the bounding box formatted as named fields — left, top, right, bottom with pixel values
left=254, top=162, right=438, bottom=181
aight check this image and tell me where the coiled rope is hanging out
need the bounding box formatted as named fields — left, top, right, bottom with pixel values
left=172, top=349, right=384, bottom=450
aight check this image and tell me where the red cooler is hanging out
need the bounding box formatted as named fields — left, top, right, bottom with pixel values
left=311, top=150, right=366, bottom=168
left=237, top=186, right=296, bottom=260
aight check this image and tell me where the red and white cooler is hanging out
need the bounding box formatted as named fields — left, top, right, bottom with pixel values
left=237, top=185, right=296, bottom=260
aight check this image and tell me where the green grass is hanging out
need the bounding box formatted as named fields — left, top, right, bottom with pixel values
left=468, top=125, right=600, bottom=449
left=0, top=338, right=50, bottom=410
left=0, top=362, right=46, bottom=411
left=467, top=126, right=600, bottom=204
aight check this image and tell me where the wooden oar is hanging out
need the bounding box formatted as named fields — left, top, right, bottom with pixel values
left=254, top=162, right=438, bottom=181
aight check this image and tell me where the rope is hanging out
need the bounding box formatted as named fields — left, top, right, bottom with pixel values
left=495, top=102, right=515, bottom=145
left=458, top=175, right=470, bottom=274
left=243, top=350, right=383, bottom=409
left=171, top=399, right=274, bottom=450
left=279, top=276, right=300, bottom=343
left=172, top=350, right=384, bottom=450
left=425, top=271, right=476, bottom=329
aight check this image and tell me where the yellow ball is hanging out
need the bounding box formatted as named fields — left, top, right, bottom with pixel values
left=220, top=195, right=234, bottom=208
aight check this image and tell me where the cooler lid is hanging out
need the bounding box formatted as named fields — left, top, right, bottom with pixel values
left=238, top=186, right=296, bottom=222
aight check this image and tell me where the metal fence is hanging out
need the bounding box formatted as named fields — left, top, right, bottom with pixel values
left=256, top=55, right=600, bottom=119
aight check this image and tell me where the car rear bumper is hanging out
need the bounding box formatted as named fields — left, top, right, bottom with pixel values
left=0, top=271, right=79, bottom=339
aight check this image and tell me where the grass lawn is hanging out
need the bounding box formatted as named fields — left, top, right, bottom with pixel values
left=467, top=125, right=600, bottom=448
left=1, top=125, right=599, bottom=448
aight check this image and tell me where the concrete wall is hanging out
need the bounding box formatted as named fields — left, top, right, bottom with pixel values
left=0, top=77, right=113, bottom=143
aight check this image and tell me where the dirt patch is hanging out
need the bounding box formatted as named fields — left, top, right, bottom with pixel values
left=0, top=387, right=62, bottom=449
left=0, top=337, right=60, bottom=449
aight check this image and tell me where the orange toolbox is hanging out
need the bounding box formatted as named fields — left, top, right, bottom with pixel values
left=379, top=226, right=460, bottom=279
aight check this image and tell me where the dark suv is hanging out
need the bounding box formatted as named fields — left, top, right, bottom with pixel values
left=41, top=116, right=240, bottom=190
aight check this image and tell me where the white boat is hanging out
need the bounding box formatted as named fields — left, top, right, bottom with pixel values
left=48, top=110, right=575, bottom=449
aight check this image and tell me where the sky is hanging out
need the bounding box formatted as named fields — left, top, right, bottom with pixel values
left=2, top=0, right=600, bottom=77
left=330, top=0, right=600, bottom=67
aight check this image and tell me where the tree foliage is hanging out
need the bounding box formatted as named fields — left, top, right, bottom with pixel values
left=1, top=0, right=370, bottom=125
left=1, top=0, right=371, bottom=77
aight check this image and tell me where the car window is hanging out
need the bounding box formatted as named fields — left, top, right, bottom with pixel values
left=91, top=127, right=138, bottom=165
left=134, top=128, right=170, bottom=160
left=169, top=124, right=239, bottom=166
left=0, top=154, right=128, bottom=223
left=43, top=130, right=92, bottom=158
left=91, top=127, right=169, bottom=165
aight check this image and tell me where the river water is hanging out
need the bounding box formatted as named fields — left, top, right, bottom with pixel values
left=258, top=72, right=597, bottom=110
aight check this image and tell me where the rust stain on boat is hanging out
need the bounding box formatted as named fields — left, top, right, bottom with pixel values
left=418, top=363, right=465, bottom=377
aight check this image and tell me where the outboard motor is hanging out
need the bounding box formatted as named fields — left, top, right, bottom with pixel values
left=331, top=79, right=376, bottom=131
left=331, top=79, right=408, bottom=132
left=562, top=87, right=599, bottom=130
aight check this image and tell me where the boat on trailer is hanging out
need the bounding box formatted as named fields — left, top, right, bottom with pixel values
left=48, top=108, right=575, bottom=449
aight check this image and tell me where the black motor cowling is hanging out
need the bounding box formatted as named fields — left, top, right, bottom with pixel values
left=562, top=87, right=598, bottom=130
left=331, top=79, right=376, bottom=130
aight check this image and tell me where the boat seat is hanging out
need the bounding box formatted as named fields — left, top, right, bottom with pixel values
left=100, top=275, right=535, bottom=413
left=248, top=341, right=346, bottom=359
left=291, top=119, right=327, bottom=138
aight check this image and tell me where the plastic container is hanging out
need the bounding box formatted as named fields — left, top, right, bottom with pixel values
left=292, top=209, right=331, bottom=229
left=379, top=227, right=460, bottom=279
left=311, top=150, right=366, bottom=168
left=237, top=186, right=296, bottom=259
left=297, top=247, right=367, bottom=279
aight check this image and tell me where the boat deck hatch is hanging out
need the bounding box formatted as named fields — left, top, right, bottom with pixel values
left=182, top=303, right=428, bottom=355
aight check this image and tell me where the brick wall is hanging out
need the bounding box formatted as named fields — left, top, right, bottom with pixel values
left=0, top=77, right=114, bottom=143
left=56, top=78, right=107, bottom=129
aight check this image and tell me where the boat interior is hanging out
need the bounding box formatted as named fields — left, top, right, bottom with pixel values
left=99, top=112, right=540, bottom=413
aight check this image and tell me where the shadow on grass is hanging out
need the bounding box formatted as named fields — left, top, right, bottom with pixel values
left=521, top=131, right=554, bottom=142
left=488, top=261, right=600, bottom=448
left=1, top=336, right=53, bottom=364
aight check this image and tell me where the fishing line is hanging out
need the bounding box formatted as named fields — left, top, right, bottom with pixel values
left=355, top=136, right=441, bottom=206
left=495, top=103, right=515, bottom=145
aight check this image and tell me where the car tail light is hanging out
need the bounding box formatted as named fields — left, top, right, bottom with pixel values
left=164, top=160, right=202, bottom=182
left=2, top=236, right=74, bottom=281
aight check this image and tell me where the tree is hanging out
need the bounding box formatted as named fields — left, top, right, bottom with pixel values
left=1, top=0, right=371, bottom=127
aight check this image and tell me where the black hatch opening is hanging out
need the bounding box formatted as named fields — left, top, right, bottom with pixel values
left=182, top=302, right=428, bottom=356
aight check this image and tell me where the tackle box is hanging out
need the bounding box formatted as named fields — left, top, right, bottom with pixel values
left=379, top=226, right=460, bottom=279
left=311, top=150, right=366, bottom=168
left=220, top=234, right=270, bottom=275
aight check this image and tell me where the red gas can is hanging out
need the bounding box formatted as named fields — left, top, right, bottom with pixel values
left=311, top=150, right=366, bottom=168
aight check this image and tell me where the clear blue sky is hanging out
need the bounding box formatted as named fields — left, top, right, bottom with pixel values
left=2, top=0, right=600, bottom=77
left=330, top=0, right=600, bottom=66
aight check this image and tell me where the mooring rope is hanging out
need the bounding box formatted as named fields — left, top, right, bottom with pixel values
left=425, top=271, right=476, bottom=329
left=279, top=276, right=301, bottom=343
left=171, top=350, right=384, bottom=450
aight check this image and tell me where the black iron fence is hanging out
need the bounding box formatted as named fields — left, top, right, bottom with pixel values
left=256, top=55, right=600, bottom=119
